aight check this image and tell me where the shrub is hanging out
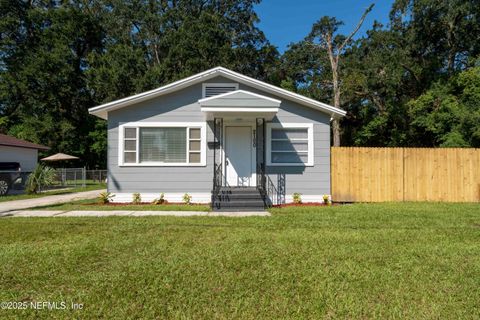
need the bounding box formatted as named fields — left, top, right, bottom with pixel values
left=132, top=193, right=141, bottom=204
left=183, top=193, right=192, bottom=205
left=25, top=164, right=56, bottom=194
left=292, top=192, right=302, bottom=204
left=152, top=193, right=165, bottom=205
left=98, top=192, right=115, bottom=204
left=323, top=194, right=331, bottom=205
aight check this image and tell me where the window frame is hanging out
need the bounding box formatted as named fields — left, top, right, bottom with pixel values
left=202, top=83, right=239, bottom=98
left=266, top=123, right=314, bottom=166
left=118, top=122, right=207, bottom=167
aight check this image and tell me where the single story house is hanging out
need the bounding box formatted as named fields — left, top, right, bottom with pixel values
left=0, top=134, right=49, bottom=172
left=89, top=67, right=345, bottom=210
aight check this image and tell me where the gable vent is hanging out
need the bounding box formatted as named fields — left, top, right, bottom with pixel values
left=203, top=83, right=238, bottom=98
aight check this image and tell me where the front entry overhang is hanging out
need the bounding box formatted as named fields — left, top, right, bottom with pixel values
left=199, top=90, right=280, bottom=120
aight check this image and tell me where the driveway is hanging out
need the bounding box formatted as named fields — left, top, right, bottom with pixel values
left=0, top=189, right=104, bottom=214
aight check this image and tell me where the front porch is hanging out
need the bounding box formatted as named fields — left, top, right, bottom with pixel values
left=200, top=90, right=287, bottom=210
left=210, top=117, right=273, bottom=211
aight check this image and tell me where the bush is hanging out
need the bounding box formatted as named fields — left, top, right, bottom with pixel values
left=98, top=192, right=115, bottom=204
left=323, top=194, right=331, bottom=205
left=25, top=164, right=56, bottom=194
left=132, top=193, right=141, bottom=204
left=152, top=193, right=166, bottom=205
left=292, top=193, right=302, bottom=204
left=183, top=193, right=192, bottom=205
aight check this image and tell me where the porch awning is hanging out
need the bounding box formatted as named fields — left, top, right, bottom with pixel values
left=199, top=90, right=280, bottom=120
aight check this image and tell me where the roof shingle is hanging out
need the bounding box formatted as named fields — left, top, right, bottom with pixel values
left=0, top=134, right=50, bottom=150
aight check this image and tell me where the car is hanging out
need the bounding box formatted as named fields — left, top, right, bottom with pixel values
left=0, top=162, right=21, bottom=196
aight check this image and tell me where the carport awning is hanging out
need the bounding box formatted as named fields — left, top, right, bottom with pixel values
left=199, top=90, right=280, bottom=120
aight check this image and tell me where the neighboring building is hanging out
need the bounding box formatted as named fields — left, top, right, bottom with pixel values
left=89, top=67, right=345, bottom=210
left=0, top=134, right=49, bottom=171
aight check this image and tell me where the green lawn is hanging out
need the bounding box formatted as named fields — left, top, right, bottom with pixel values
left=0, top=183, right=106, bottom=203
left=0, top=203, right=479, bottom=319
left=30, top=198, right=210, bottom=211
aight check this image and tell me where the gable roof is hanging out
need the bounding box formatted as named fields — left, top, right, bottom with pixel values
left=0, top=134, right=50, bottom=150
left=88, top=66, right=346, bottom=120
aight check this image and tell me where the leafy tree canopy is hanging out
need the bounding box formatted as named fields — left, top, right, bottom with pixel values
left=1, top=0, right=480, bottom=168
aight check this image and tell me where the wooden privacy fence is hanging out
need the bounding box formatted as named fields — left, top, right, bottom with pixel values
left=331, top=147, right=480, bottom=202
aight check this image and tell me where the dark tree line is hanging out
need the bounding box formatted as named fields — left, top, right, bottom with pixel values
left=1, top=0, right=479, bottom=167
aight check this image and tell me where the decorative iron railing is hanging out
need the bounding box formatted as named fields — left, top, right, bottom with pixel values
left=211, top=117, right=223, bottom=208
left=257, top=163, right=285, bottom=207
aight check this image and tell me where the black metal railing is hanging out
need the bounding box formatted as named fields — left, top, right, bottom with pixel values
left=212, top=163, right=229, bottom=208
left=212, top=117, right=224, bottom=209
left=257, top=163, right=285, bottom=207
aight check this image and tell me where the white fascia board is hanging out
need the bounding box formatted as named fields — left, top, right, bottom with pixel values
left=200, top=107, right=279, bottom=113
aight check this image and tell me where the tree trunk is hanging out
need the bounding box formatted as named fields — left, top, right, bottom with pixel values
left=332, top=118, right=341, bottom=147
left=331, top=58, right=341, bottom=147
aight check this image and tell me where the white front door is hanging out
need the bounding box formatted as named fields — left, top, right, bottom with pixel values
left=225, top=126, right=254, bottom=187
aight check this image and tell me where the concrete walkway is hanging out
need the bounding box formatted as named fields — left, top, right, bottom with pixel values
left=1, top=210, right=270, bottom=217
left=0, top=189, right=105, bottom=214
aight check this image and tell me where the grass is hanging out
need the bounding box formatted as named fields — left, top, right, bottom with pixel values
left=0, top=183, right=106, bottom=203
left=30, top=198, right=211, bottom=211
left=0, top=202, right=479, bottom=319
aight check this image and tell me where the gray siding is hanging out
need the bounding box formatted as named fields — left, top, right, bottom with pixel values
left=235, top=80, right=331, bottom=196
left=107, top=75, right=331, bottom=198
left=108, top=83, right=214, bottom=193
left=266, top=106, right=331, bottom=196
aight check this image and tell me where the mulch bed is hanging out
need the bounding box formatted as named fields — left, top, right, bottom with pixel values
left=86, top=202, right=205, bottom=206
left=273, top=202, right=339, bottom=208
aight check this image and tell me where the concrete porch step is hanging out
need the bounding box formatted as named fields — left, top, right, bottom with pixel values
left=214, top=193, right=264, bottom=200
left=212, top=187, right=266, bottom=212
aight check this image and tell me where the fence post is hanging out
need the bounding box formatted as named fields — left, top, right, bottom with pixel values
left=82, top=167, right=86, bottom=188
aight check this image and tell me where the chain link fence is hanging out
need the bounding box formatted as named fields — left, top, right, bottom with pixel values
left=2, top=168, right=107, bottom=195
left=53, top=168, right=107, bottom=188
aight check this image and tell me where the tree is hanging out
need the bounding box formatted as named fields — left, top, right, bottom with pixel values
left=0, top=0, right=104, bottom=164
left=306, top=4, right=374, bottom=146
left=408, top=64, right=480, bottom=147
left=390, top=0, right=480, bottom=76
left=87, top=0, right=279, bottom=103
left=1, top=0, right=279, bottom=167
left=339, top=23, right=416, bottom=147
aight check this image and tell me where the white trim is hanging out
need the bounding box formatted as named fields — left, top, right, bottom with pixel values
left=201, top=107, right=279, bottom=113
left=198, top=89, right=281, bottom=104
left=118, top=122, right=207, bottom=167
left=202, top=82, right=239, bottom=98
left=266, top=123, right=314, bottom=167
left=111, top=193, right=329, bottom=205
left=112, top=192, right=211, bottom=203
left=89, top=66, right=346, bottom=119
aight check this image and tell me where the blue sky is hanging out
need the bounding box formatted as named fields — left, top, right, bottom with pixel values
left=255, top=0, right=395, bottom=53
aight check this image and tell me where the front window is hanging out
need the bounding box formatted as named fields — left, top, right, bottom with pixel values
left=267, top=123, right=314, bottom=166
left=120, top=123, right=205, bottom=166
